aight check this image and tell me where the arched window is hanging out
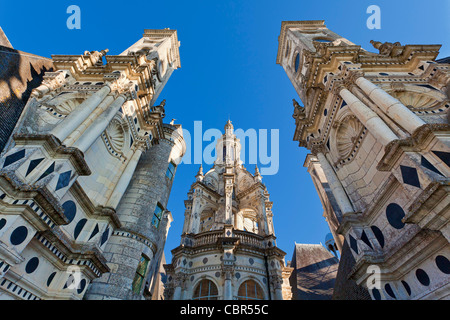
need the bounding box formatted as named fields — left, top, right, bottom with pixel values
left=200, top=210, right=215, bottom=232
left=237, top=280, right=264, bottom=300
left=192, top=279, right=219, bottom=300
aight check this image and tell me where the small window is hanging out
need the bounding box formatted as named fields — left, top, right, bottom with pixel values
left=192, top=279, right=219, bottom=300
left=132, top=255, right=150, bottom=294
left=237, top=280, right=264, bottom=300
left=151, top=204, right=164, bottom=229
left=294, top=53, right=300, bottom=73
left=166, top=162, right=176, bottom=180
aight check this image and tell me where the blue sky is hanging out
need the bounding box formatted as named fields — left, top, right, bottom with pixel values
left=1, top=0, right=449, bottom=263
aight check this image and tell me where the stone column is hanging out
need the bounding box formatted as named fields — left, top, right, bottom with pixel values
left=224, top=175, right=234, bottom=225
left=317, top=152, right=354, bottom=215
left=182, top=211, right=191, bottom=234
left=85, top=136, right=181, bottom=300
left=339, top=88, right=398, bottom=146
left=72, top=95, right=126, bottom=153
left=224, top=271, right=233, bottom=300
left=188, top=195, right=202, bottom=234
left=270, top=275, right=284, bottom=300
left=257, top=193, right=270, bottom=235
left=235, top=211, right=244, bottom=230
left=355, top=77, right=425, bottom=134
left=51, top=85, right=111, bottom=142
left=106, top=147, right=143, bottom=209
left=173, top=286, right=182, bottom=300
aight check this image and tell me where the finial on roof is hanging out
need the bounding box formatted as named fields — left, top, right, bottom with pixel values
left=225, top=119, right=234, bottom=131
left=254, top=164, right=262, bottom=182
left=196, top=164, right=204, bottom=182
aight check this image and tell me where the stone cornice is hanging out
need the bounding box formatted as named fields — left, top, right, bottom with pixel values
left=276, top=20, right=326, bottom=65
left=348, top=229, right=445, bottom=284
left=0, top=173, right=68, bottom=226
left=377, top=123, right=450, bottom=171
left=12, top=133, right=91, bottom=176
left=70, top=182, right=122, bottom=229
left=39, top=228, right=110, bottom=276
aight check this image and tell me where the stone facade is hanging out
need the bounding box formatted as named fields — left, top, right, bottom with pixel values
left=277, top=20, right=450, bottom=300
left=164, top=121, right=293, bottom=300
left=0, top=29, right=185, bottom=300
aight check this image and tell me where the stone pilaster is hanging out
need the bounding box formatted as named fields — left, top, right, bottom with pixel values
left=339, top=87, right=398, bottom=146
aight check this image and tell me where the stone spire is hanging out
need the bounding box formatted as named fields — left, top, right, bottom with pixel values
left=255, top=164, right=262, bottom=182
left=225, top=119, right=234, bottom=135
left=196, top=164, right=204, bottom=182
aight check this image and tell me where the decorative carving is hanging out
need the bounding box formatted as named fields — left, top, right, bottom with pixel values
left=335, top=115, right=364, bottom=159
left=269, top=274, right=283, bottom=289
left=108, top=72, right=134, bottom=94
left=54, top=98, right=82, bottom=115
left=31, top=71, right=67, bottom=98
left=370, top=40, right=403, bottom=57
left=390, top=91, right=441, bottom=111
left=292, top=99, right=306, bottom=121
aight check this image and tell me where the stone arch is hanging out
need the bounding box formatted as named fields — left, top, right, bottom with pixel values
left=191, top=275, right=221, bottom=300
left=234, top=275, right=268, bottom=300
left=199, top=208, right=215, bottom=232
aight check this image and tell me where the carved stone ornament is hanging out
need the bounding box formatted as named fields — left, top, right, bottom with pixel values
left=109, top=73, right=134, bottom=94
left=292, top=99, right=306, bottom=120
left=370, top=40, right=403, bottom=57
left=335, top=115, right=364, bottom=159
left=390, top=91, right=442, bottom=111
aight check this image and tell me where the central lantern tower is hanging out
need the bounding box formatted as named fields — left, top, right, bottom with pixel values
left=164, top=121, right=292, bottom=300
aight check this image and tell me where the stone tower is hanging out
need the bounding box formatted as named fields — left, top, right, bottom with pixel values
left=277, top=20, right=450, bottom=300
left=0, top=29, right=185, bottom=300
left=164, top=121, right=292, bottom=300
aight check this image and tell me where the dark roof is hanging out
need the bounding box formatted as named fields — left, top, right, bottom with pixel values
left=0, top=44, right=53, bottom=153
left=331, top=240, right=371, bottom=300
left=436, top=56, right=450, bottom=64
left=289, top=243, right=339, bottom=300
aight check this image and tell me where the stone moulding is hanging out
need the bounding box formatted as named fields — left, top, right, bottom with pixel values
left=349, top=229, right=445, bottom=284
left=405, top=182, right=450, bottom=227
left=40, top=228, right=110, bottom=276
left=112, top=228, right=158, bottom=255
left=70, top=181, right=122, bottom=229
left=0, top=173, right=68, bottom=226
left=12, top=133, right=91, bottom=176
left=377, top=123, right=450, bottom=172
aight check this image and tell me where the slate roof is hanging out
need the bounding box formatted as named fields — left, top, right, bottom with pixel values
left=0, top=42, right=53, bottom=153
left=289, top=243, right=339, bottom=300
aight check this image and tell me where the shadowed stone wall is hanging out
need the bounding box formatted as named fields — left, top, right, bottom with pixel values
left=0, top=44, right=53, bottom=153
left=85, top=139, right=176, bottom=300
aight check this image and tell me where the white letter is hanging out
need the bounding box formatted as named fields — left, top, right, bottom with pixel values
left=181, top=128, right=191, bottom=164
left=203, top=128, right=222, bottom=165
left=366, top=5, right=381, bottom=30
left=259, top=129, right=279, bottom=176
left=235, top=128, right=258, bottom=165
left=66, top=265, right=82, bottom=290
left=193, top=121, right=203, bottom=165
left=366, top=265, right=381, bottom=289
left=67, top=5, right=81, bottom=30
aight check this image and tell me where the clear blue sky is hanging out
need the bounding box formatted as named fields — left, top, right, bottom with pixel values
left=1, top=0, right=449, bottom=263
